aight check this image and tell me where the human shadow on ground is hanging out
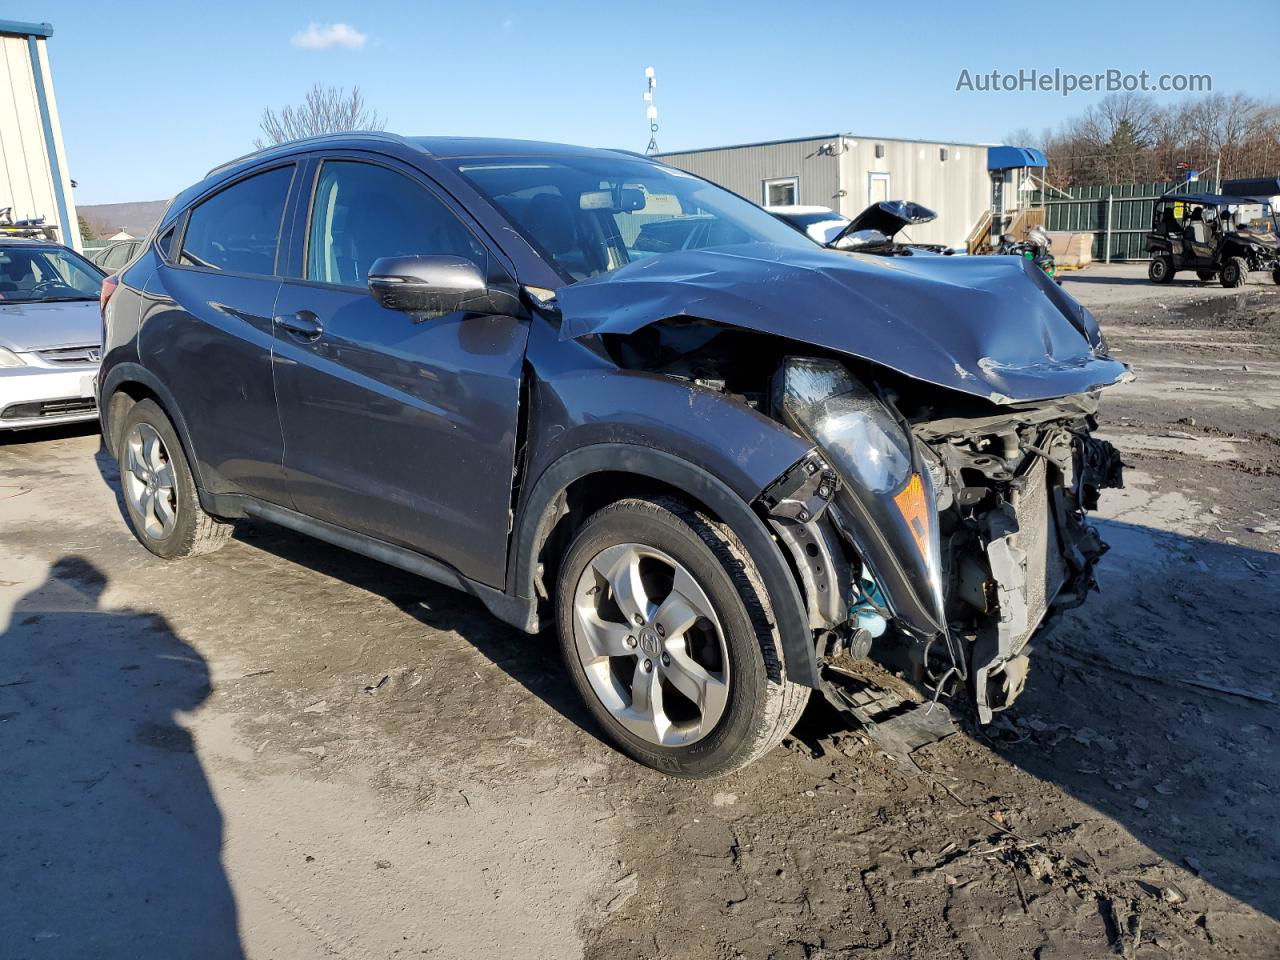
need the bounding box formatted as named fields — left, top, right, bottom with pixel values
left=82, top=424, right=1280, bottom=927
left=0, top=556, right=245, bottom=959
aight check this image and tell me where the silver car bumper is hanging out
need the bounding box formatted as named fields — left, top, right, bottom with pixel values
left=0, top=357, right=100, bottom=431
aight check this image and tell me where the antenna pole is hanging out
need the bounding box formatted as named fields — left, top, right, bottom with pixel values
left=643, top=67, right=659, bottom=155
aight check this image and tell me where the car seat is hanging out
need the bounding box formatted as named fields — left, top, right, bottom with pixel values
left=519, top=193, right=592, bottom=280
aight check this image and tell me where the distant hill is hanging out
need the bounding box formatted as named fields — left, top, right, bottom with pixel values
left=79, top=200, right=169, bottom=241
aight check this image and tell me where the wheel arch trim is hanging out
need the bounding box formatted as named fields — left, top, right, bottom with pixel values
left=510, top=442, right=820, bottom=687
left=99, top=363, right=207, bottom=496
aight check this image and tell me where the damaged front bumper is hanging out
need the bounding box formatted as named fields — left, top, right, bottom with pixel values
left=761, top=398, right=1123, bottom=731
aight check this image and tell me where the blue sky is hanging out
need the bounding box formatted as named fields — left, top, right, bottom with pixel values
left=14, top=0, right=1278, bottom=205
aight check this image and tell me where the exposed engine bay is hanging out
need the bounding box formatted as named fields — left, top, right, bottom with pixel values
left=601, top=317, right=1125, bottom=731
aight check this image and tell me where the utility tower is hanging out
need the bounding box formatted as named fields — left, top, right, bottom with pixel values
left=644, top=67, right=659, bottom=155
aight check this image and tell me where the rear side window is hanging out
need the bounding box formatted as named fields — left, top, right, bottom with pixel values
left=306, top=160, right=486, bottom=287
left=179, top=165, right=294, bottom=275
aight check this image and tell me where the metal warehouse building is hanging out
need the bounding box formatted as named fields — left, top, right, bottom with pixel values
left=658, top=134, right=995, bottom=250
left=0, top=19, right=80, bottom=250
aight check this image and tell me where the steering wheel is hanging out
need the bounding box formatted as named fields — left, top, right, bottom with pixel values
left=32, top=277, right=71, bottom=294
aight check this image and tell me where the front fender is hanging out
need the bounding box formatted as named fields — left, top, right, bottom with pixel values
left=509, top=442, right=821, bottom=687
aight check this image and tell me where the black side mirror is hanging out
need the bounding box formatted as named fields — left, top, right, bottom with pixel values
left=368, top=255, right=490, bottom=319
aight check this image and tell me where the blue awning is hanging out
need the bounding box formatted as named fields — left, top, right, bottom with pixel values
left=987, top=146, right=1047, bottom=171
left=0, top=19, right=54, bottom=38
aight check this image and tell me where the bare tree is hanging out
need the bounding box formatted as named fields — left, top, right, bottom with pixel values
left=254, top=83, right=385, bottom=149
left=1041, top=91, right=1280, bottom=188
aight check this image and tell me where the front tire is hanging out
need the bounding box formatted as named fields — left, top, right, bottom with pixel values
left=1149, top=256, right=1174, bottom=284
left=1272, top=267, right=1279, bottom=286
left=1221, top=257, right=1248, bottom=288
left=117, top=398, right=232, bottom=559
left=556, top=496, right=808, bottom=778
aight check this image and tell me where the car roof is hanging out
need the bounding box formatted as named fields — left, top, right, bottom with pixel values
left=0, top=237, right=70, bottom=250
left=766, top=205, right=840, bottom=216
left=206, top=132, right=643, bottom=178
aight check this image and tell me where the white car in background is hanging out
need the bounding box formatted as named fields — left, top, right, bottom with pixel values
left=0, top=238, right=106, bottom=431
left=765, top=205, right=852, bottom=245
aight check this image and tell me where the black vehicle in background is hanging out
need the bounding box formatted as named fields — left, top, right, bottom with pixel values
left=97, top=133, right=1128, bottom=778
left=818, top=200, right=953, bottom=255
left=1146, top=193, right=1280, bottom=287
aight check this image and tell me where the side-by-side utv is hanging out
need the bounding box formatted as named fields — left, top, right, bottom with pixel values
left=1146, top=193, right=1280, bottom=287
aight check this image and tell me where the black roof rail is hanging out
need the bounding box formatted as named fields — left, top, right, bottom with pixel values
left=204, top=131, right=416, bottom=178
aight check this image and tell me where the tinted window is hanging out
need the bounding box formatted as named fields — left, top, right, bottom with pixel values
left=155, top=225, right=176, bottom=261
left=306, top=161, right=486, bottom=287
left=179, top=165, right=293, bottom=275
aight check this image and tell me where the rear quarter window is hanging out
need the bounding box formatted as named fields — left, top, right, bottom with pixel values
left=179, top=165, right=294, bottom=276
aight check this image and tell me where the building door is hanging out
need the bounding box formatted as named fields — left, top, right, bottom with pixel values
left=868, top=172, right=891, bottom=205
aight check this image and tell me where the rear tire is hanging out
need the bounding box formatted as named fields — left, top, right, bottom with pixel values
left=556, top=496, right=808, bottom=778
left=1221, top=257, right=1248, bottom=288
left=1148, top=256, right=1174, bottom=284
left=1272, top=268, right=1279, bottom=286
left=117, top=398, right=233, bottom=560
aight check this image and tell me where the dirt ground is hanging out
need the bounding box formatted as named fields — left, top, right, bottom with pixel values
left=2, top=262, right=1278, bottom=959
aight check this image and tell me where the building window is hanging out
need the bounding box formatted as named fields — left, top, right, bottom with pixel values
left=762, top=177, right=799, bottom=207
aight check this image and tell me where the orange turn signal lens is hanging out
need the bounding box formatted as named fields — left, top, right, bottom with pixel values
left=892, top=472, right=932, bottom=562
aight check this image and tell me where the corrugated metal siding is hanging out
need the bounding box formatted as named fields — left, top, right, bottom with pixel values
left=1038, top=180, right=1218, bottom=261
left=0, top=31, right=80, bottom=249
left=658, top=137, right=843, bottom=209
left=659, top=135, right=990, bottom=250
left=838, top=138, right=988, bottom=248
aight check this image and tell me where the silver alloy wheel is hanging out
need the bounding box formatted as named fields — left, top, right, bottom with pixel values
left=572, top=542, right=731, bottom=747
left=122, top=422, right=178, bottom=540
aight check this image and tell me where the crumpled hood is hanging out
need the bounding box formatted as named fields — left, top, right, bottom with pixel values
left=556, top=243, right=1131, bottom=404
left=0, top=299, right=102, bottom=352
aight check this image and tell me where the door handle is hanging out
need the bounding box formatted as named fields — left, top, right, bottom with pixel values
left=275, top=310, right=323, bottom=340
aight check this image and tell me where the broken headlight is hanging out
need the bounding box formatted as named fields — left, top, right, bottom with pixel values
left=778, top=358, right=911, bottom=494
left=778, top=358, right=946, bottom=632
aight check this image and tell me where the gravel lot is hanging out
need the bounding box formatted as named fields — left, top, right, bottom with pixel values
left=2, top=263, right=1278, bottom=959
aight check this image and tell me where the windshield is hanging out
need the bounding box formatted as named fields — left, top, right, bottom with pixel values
left=0, top=246, right=103, bottom=303
left=451, top=155, right=816, bottom=281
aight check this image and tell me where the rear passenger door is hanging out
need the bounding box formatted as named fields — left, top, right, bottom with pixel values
left=141, top=163, right=295, bottom=504
left=271, top=155, right=530, bottom=589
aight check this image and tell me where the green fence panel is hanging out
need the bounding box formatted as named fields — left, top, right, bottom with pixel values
left=1035, top=179, right=1218, bottom=261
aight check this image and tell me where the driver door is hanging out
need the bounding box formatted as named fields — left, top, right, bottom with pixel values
left=271, top=156, right=530, bottom=589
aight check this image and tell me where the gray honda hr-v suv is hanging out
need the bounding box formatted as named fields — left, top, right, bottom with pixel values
left=99, top=134, right=1128, bottom=777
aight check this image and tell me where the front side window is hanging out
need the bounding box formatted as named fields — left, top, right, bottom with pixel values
left=453, top=156, right=813, bottom=282
left=179, top=165, right=294, bottom=275
left=0, top=246, right=103, bottom=303
left=306, top=160, right=487, bottom=288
